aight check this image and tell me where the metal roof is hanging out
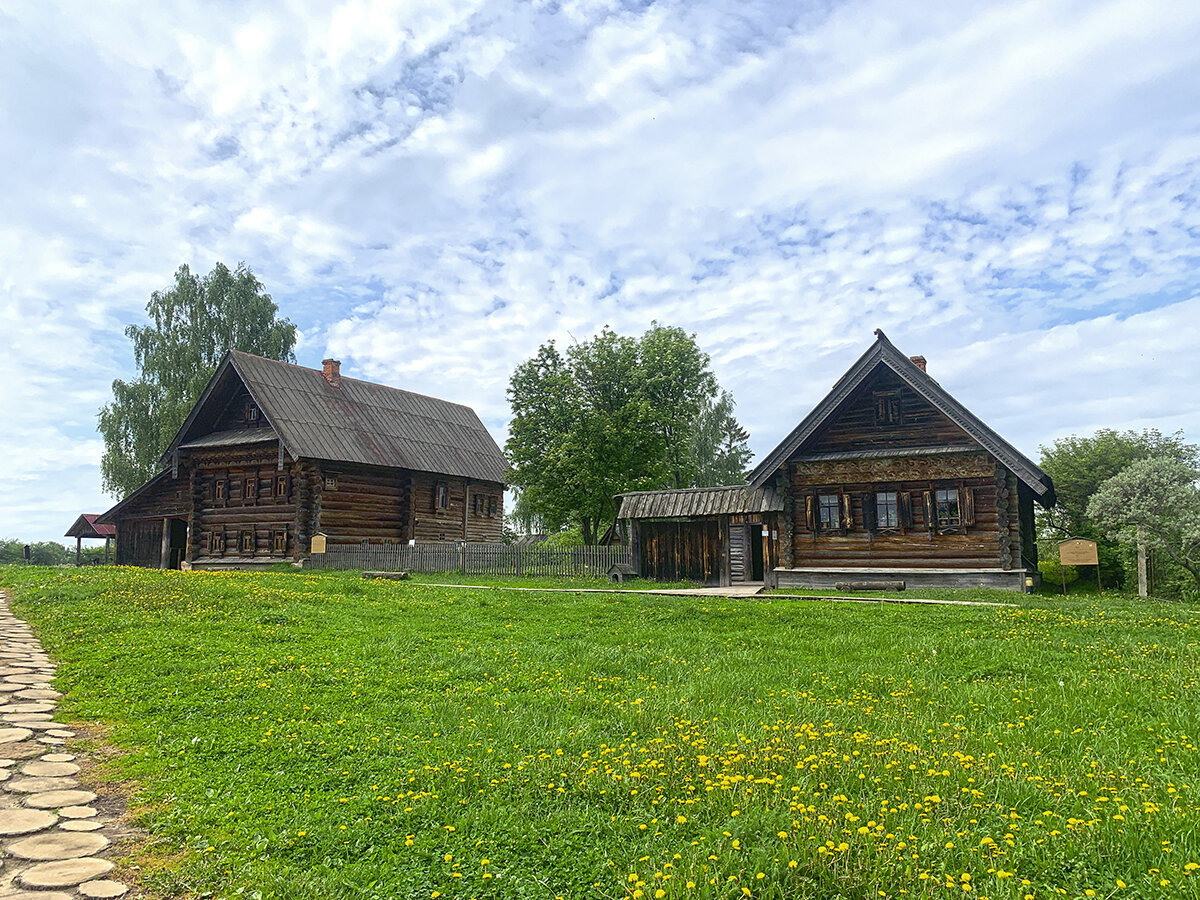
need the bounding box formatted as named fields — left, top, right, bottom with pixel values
left=164, top=351, right=507, bottom=484
left=65, top=514, right=116, bottom=539
left=747, top=330, right=1055, bottom=505
left=617, top=485, right=783, bottom=520
left=178, top=430, right=280, bottom=449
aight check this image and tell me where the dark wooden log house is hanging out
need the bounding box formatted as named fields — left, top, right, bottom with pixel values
left=619, top=331, right=1055, bottom=591
left=98, top=351, right=506, bottom=569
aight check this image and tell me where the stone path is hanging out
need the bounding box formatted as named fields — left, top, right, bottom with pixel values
left=0, top=592, right=130, bottom=899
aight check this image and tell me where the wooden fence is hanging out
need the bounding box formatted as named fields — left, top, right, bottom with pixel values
left=310, top=542, right=633, bottom=578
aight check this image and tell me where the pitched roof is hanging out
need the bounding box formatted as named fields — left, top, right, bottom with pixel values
left=747, top=330, right=1055, bottom=504
left=65, top=514, right=116, bottom=539
left=164, top=351, right=507, bottom=484
left=618, top=484, right=783, bottom=520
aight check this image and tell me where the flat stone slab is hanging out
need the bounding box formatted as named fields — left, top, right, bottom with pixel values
left=7, top=776, right=80, bottom=793
left=79, top=881, right=129, bottom=898
left=22, top=761, right=80, bottom=777
left=0, top=728, right=32, bottom=743
left=23, top=790, right=97, bottom=809
left=4, top=674, right=53, bottom=684
left=40, top=754, right=75, bottom=763
left=8, top=830, right=110, bottom=860
left=0, top=891, right=72, bottom=900
left=38, top=737, right=66, bottom=745
left=3, top=742, right=48, bottom=759
left=14, top=689, right=62, bottom=700
left=47, top=730, right=75, bottom=739
left=0, top=808, right=58, bottom=835
left=60, top=819, right=104, bottom=832
left=16, top=856, right=114, bottom=887
left=58, top=806, right=97, bottom=819
left=0, top=702, right=55, bottom=714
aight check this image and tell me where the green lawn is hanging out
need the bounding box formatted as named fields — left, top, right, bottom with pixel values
left=1, top=566, right=1197, bottom=900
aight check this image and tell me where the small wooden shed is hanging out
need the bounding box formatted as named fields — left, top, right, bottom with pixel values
left=64, top=514, right=115, bottom=565
left=617, top=485, right=784, bottom=586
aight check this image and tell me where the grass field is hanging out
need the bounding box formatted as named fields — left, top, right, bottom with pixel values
left=0, top=566, right=1197, bottom=900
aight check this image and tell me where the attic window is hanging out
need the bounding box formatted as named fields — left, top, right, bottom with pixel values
left=325, top=475, right=338, bottom=491
left=873, top=390, right=902, bottom=426
left=245, top=401, right=259, bottom=423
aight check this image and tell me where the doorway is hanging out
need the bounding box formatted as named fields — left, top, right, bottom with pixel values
left=166, top=518, right=188, bottom=569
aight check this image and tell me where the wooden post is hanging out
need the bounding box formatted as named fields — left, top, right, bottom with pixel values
left=75, top=536, right=81, bottom=567
left=1137, top=527, right=1149, bottom=598
left=104, top=536, right=111, bottom=564
left=160, top=518, right=172, bottom=569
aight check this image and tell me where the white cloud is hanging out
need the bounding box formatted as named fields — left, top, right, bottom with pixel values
left=1, top=0, right=1200, bottom=541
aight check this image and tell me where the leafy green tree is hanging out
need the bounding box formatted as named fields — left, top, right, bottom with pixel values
left=0, top=540, right=72, bottom=565
left=98, top=262, right=297, bottom=497
left=506, top=325, right=744, bottom=543
left=1037, top=429, right=1197, bottom=585
left=690, top=390, right=753, bottom=487
left=1087, top=457, right=1200, bottom=592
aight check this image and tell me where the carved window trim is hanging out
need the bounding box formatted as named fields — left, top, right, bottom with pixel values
left=240, top=529, right=255, bottom=555
left=208, top=531, right=225, bottom=555
left=214, top=478, right=227, bottom=504
left=272, top=527, right=288, bottom=555
left=275, top=474, right=289, bottom=499
left=245, top=474, right=258, bottom=503
left=873, top=390, right=902, bottom=426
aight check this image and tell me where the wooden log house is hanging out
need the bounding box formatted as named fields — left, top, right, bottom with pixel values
left=97, top=351, right=506, bottom=569
left=619, top=331, right=1055, bottom=591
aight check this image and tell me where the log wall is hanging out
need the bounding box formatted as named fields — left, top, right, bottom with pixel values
left=188, top=446, right=298, bottom=561
left=788, top=452, right=1016, bottom=570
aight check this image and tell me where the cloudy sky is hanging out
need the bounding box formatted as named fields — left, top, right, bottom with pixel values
left=2, top=0, right=1199, bottom=543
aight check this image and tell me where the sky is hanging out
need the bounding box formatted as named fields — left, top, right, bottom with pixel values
left=2, top=0, right=1199, bottom=544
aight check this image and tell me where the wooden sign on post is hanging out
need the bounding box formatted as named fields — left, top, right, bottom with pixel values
left=1058, top=538, right=1101, bottom=596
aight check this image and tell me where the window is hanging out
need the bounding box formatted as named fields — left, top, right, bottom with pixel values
left=275, top=474, right=288, bottom=498
left=817, top=493, right=840, bottom=531
left=324, top=474, right=338, bottom=491
left=214, top=478, right=226, bottom=502
left=435, top=482, right=449, bottom=509
left=876, top=491, right=899, bottom=528
left=245, top=476, right=258, bottom=501
left=487, top=496, right=497, bottom=517
left=245, top=401, right=259, bottom=423
left=240, top=530, right=255, bottom=554
left=935, top=488, right=960, bottom=528
left=874, top=390, right=902, bottom=426
left=208, top=531, right=225, bottom=555
left=474, top=494, right=484, bottom=515
left=272, top=529, right=287, bottom=554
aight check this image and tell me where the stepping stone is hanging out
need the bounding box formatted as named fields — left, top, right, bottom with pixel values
left=8, top=830, right=110, bottom=860
left=0, top=757, right=14, bottom=766
left=0, top=728, right=32, bottom=743
left=58, top=805, right=97, bottom=819
left=0, top=702, right=56, bottom=714
left=13, top=721, right=64, bottom=730
left=39, top=737, right=66, bottom=745
left=47, top=730, right=75, bottom=739
left=0, top=808, right=58, bottom=835
left=22, top=761, right=80, bottom=777
left=41, top=754, right=75, bottom=763
left=0, top=892, right=72, bottom=900
left=79, top=882, right=129, bottom=898
left=0, top=768, right=10, bottom=781
left=8, top=776, right=80, bottom=793
left=61, top=819, right=104, bottom=832
left=6, top=674, right=53, bottom=684
left=24, top=789, right=96, bottom=809
left=15, top=689, right=61, bottom=700
left=15, top=857, right=113, bottom=888
left=2, top=741, right=46, bottom=759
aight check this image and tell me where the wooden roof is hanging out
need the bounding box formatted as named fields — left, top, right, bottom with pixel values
left=64, top=514, right=116, bottom=539
left=618, top=485, right=783, bottom=520
left=163, top=351, right=507, bottom=484
left=747, top=330, right=1055, bottom=505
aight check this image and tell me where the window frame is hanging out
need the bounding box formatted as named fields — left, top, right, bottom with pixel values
left=214, top=477, right=227, bottom=503
left=934, top=487, right=961, bottom=530
left=873, top=390, right=902, bottom=426
left=244, top=474, right=258, bottom=502
left=435, top=482, right=449, bottom=510
left=875, top=490, right=900, bottom=530
left=817, top=493, right=840, bottom=532
left=272, top=528, right=288, bottom=555
left=239, top=529, right=255, bottom=555
left=275, top=474, right=288, bottom=499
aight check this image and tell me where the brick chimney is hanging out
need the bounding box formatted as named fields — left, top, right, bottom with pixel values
left=909, top=355, right=927, bottom=373
left=322, top=358, right=341, bottom=387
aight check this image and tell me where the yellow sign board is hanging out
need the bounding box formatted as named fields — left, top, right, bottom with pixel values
left=310, top=533, right=327, bottom=554
left=1059, top=538, right=1098, bottom=566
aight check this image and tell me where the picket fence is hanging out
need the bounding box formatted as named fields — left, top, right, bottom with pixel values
left=310, top=541, right=633, bottom=578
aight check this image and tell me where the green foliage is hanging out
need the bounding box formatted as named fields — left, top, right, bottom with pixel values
left=1087, top=456, right=1200, bottom=589
left=0, top=540, right=71, bottom=565
left=98, top=262, right=297, bottom=497
left=1037, top=429, right=1197, bottom=586
left=506, top=324, right=746, bottom=542
left=1037, top=558, right=1078, bottom=588
left=542, top=526, right=584, bottom=548
left=690, top=390, right=753, bottom=487
left=3, top=566, right=1199, bottom=899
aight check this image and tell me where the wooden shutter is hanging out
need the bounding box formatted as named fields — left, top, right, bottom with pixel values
left=923, top=491, right=935, bottom=532
left=840, top=493, right=853, bottom=532
left=804, top=494, right=815, bottom=530
left=899, top=492, right=913, bottom=529
left=964, top=487, right=976, bottom=526
left=863, top=492, right=877, bottom=532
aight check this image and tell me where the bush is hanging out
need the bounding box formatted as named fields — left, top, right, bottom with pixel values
left=1039, top=558, right=1079, bottom=588
left=543, top=527, right=585, bottom=548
